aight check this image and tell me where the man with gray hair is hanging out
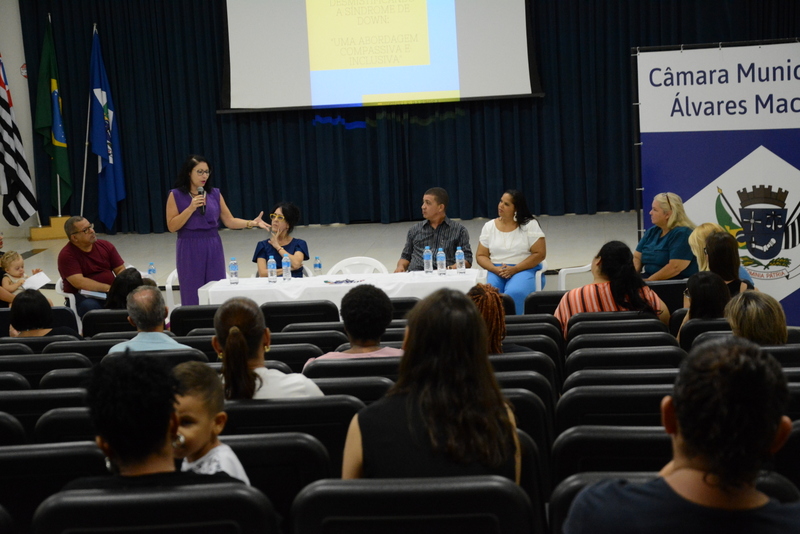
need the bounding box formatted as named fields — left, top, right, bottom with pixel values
left=108, top=286, right=191, bottom=353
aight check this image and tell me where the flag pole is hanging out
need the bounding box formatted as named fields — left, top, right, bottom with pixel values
left=48, top=14, right=63, bottom=218
left=80, top=24, right=97, bottom=217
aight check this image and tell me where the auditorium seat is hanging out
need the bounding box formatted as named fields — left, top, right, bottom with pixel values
left=555, top=384, right=672, bottom=434
left=303, top=356, right=402, bottom=380
left=645, top=279, right=687, bottom=313
left=168, top=335, right=217, bottom=361
left=311, top=376, right=394, bottom=404
left=562, top=368, right=679, bottom=392
left=496, top=370, right=556, bottom=420
left=492, top=353, right=558, bottom=394
left=506, top=322, right=564, bottom=355
left=0, top=353, right=92, bottom=388
left=266, top=343, right=325, bottom=372
left=0, top=308, right=79, bottom=338
left=565, top=332, right=678, bottom=357
left=0, top=441, right=106, bottom=532
left=32, top=483, right=279, bottom=534
left=35, top=406, right=94, bottom=443
left=678, top=318, right=731, bottom=351
left=292, top=475, right=538, bottom=534
left=101, top=347, right=208, bottom=367
left=221, top=432, right=331, bottom=531
left=0, top=388, right=88, bottom=438
left=389, top=297, right=419, bottom=320
left=169, top=304, right=219, bottom=336
left=503, top=389, right=553, bottom=496
left=566, top=318, right=668, bottom=343
left=524, top=291, right=567, bottom=315
left=506, top=313, right=562, bottom=330
left=564, top=346, right=687, bottom=377
left=550, top=425, right=671, bottom=487
left=282, top=321, right=346, bottom=333
left=517, top=429, right=547, bottom=534
left=270, top=330, right=349, bottom=354
left=91, top=330, right=176, bottom=341
left=0, top=372, right=30, bottom=391
left=669, top=307, right=689, bottom=336
left=81, top=309, right=137, bottom=337
left=260, top=300, right=339, bottom=332
left=223, top=394, right=365, bottom=474
left=764, top=344, right=800, bottom=367
left=0, top=335, right=78, bottom=354
left=39, top=368, right=93, bottom=389
left=0, top=411, right=26, bottom=446
left=500, top=293, right=516, bottom=316
left=0, top=343, right=33, bottom=356
left=565, top=310, right=659, bottom=332
left=42, top=340, right=120, bottom=365
left=503, top=335, right=563, bottom=385
left=775, top=420, right=800, bottom=490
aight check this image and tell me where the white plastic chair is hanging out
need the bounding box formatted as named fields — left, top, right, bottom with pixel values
left=55, top=278, right=82, bottom=333
left=165, top=269, right=180, bottom=320
left=557, top=262, right=592, bottom=291
left=534, top=259, right=548, bottom=292
left=326, top=257, right=388, bottom=275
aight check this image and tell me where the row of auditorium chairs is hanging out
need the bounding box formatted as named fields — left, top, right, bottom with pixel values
left=2, top=420, right=799, bottom=534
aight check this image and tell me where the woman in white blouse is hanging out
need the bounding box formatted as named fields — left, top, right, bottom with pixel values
left=476, top=190, right=546, bottom=315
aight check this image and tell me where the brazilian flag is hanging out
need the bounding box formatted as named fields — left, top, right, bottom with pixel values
left=715, top=192, right=744, bottom=248
left=34, top=19, right=72, bottom=209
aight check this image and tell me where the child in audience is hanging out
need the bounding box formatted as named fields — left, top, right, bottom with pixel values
left=172, top=361, right=250, bottom=485
left=1, top=251, right=27, bottom=296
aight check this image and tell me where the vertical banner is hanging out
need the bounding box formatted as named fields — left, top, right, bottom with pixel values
left=637, top=42, right=800, bottom=325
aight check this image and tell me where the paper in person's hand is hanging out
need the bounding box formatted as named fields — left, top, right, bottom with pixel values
left=22, top=271, right=51, bottom=291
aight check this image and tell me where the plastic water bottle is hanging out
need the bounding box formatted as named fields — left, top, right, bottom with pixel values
left=229, top=258, right=239, bottom=284
left=455, top=247, right=466, bottom=274
left=282, top=254, right=292, bottom=281
left=436, top=248, right=446, bottom=275
left=267, top=256, right=277, bottom=283
left=313, top=256, right=323, bottom=275
left=423, top=246, right=433, bottom=274
left=147, top=262, right=156, bottom=279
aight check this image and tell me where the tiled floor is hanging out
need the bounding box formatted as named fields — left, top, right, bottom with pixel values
left=6, top=211, right=640, bottom=306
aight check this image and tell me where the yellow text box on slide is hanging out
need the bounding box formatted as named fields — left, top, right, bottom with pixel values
left=362, top=90, right=460, bottom=106
left=307, top=0, right=430, bottom=71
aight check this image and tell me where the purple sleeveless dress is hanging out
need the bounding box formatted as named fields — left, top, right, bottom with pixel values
left=171, top=188, right=226, bottom=306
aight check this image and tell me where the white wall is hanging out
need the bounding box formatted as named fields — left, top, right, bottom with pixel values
left=0, top=0, right=38, bottom=236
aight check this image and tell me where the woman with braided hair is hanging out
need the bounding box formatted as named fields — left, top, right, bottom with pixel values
left=213, top=297, right=322, bottom=399
left=467, top=284, right=527, bottom=354
left=554, top=241, right=669, bottom=337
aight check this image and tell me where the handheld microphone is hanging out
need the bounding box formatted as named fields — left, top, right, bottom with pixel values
left=197, top=186, right=206, bottom=215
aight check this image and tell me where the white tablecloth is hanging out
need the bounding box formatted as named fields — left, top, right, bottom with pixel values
left=198, top=270, right=482, bottom=310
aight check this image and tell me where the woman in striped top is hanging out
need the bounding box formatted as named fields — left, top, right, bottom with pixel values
left=554, top=241, right=670, bottom=337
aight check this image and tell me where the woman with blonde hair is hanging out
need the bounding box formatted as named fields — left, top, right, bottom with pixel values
left=688, top=222, right=754, bottom=286
left=725, top=292, right=787, bottom=346
left=634, top=192, right=697, bottom=280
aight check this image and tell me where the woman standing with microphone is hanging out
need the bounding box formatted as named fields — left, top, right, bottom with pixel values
left=166, top=155, right=268, bottom=306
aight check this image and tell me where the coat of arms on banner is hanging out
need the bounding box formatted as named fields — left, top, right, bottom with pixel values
left=685, top=146, right=800, bottom=300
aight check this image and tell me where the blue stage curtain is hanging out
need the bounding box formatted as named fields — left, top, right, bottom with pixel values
left=18, top=0, right=800, bottom=233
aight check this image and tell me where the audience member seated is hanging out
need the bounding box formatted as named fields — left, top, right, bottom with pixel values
left=215, top=297, right=323, bottom=399
left=688, top=222, right=754, bottom=285
left=563, top=337, right=800, bottom=533
left=705, top=231, right=755, bottom=297
left=467, top=283, right=526, bottom=354
left=108, top=286, right=191, bottom=353
left=634, top=192, right=698, bottom=280
left=725, top=292, right=787, bottom=346
left=303, top=285, right=403, bottom=369
left=172, top=361, right=249, bottom=484
left=8, top=289, right=81, bottom=338
left=105, top=267, right=145, bottom=310
left=63, top=353, right=239, bottom=489
left=555, top=241, right=669, bottom=337
left=57, top=216, right=126, bottom=317
left=342, top=288, right=521, bottom=483
left=677, top=271, right=731, bottom=342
